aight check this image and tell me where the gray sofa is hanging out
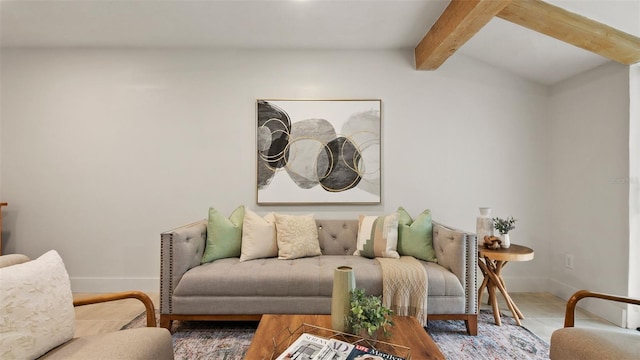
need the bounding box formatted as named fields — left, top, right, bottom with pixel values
left=160, top=219, right=478, bottom=335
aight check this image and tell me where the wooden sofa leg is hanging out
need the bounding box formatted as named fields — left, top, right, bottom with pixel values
left=427, top=314, right=478, bottom=336
left=465, top=315, right=478, bottom=336
left=160, top=315, right=172, bottom=331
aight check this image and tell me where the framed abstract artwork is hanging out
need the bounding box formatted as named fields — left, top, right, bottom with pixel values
left=256, top=99, right=381, bottom=205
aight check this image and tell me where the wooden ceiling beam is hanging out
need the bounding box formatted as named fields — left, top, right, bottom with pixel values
left=497, top=0, right=640, bottom=65
left=415, top=0, right=512, bottom=70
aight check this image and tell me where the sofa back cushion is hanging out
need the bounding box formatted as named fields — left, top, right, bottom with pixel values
left=316, top=219, right=359, bottom=255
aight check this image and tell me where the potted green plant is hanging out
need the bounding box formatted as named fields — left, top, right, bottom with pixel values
left=346, top=288, right=394, bottom=338
left=492, top=216, right=517, bottom=248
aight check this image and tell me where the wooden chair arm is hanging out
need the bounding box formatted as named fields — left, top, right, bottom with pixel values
left=73, top=290, right=157, bottom=327
left=564, top=289, right=640, bottom=327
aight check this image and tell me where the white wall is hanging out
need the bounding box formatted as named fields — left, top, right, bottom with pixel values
left=548, top=62, right=631, bottom=326
left=0, top=48, right=549, bottom=292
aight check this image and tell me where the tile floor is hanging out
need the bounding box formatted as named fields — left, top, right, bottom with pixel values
left=481, top=292, right=638, bottom=343
left=73, top=292, right=637, bottom=344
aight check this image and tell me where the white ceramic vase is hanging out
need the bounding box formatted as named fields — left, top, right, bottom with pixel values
left=331, top=266, right=356, bottom=332
left=501, top=233, right=511, bottom=248
left=476, top=207, right=494, bottom=242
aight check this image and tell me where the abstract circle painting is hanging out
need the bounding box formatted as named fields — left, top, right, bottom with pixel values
left=256, top=99, right=381, bottom=204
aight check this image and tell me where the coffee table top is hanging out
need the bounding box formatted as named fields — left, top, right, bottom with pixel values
left=244, top=314, right=445, bottom=360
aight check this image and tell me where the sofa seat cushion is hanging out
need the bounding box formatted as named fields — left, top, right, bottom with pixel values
left=423, top=261, right=465, bottom=297
left=39, top=328, right=174, bottom=360
left=173, top=256, right=463, bottom=300
left=174, top=256, right=382, bottom=298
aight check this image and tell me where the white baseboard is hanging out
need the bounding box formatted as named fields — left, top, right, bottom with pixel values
left=477, top=276, right=548, bottom=304
left=476, top=274, right=548, bottom=292
left=70, top=277, right=159, bottom=294
left=548, top=278, right=626, bottom=328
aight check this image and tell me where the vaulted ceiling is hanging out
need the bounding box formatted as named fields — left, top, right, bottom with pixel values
left=1, top=0, right=639, bottom=85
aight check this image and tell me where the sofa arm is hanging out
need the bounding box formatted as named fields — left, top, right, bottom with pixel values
left=432, top=222, right=478, bottom=315
left=160, top=220, right=207, bottom=314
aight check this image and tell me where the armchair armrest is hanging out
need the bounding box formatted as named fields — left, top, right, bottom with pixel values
left=432, top=221, right=478, bottom=315
left=564, top=290, right=640, bottom=327
left=73, top=291, right=157, bottom=327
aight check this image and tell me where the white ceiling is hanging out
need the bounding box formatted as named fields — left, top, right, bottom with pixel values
left=1, top=0, right=639, bottom=85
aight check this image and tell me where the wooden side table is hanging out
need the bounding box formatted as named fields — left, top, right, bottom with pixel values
left=0, top=202, right=7, bottom=255
left=478, top=243, right=534, bottom=326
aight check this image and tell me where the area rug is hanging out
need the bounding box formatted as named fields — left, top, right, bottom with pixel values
left=426, top=311, right=549, bottom=359
left=123, top=310, right=549, bottom=359
left=122, top=315, right=256, bottom=359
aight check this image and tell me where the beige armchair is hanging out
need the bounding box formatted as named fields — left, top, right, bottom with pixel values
left=0, top=253, right=174, bottom=360
left=550, top=290, right=640, bottom=360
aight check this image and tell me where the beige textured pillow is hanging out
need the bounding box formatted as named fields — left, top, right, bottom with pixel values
left=274, top=213, right=322, bottom=260
left=354, top=213, right=400, bottom=259
left=240, top=210, right=278, bottom=262
left=0, top=250, right=76, bottom=359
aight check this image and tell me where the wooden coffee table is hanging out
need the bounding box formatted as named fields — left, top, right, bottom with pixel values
left=244, top=314, right=445, bottom=360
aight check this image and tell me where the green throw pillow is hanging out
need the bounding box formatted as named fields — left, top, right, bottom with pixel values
left=201, top=205, right=245, bottom=264
left=396, top=207, right=437, bottom=263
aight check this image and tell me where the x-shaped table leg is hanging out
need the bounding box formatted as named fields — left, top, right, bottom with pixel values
left=478, top=256, right=524, bottom=326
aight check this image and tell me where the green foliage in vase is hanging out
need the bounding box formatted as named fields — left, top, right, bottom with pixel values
left=346, top=288, right=394, bottom=338
left=493, top=216, right=517, bottom=234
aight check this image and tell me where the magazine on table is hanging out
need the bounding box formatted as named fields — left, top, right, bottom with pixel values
left=276, top=333, right=329, bottom=360
left=345, top=344, right=406, bottom=360
left=312, top=339, right=355, bottom=360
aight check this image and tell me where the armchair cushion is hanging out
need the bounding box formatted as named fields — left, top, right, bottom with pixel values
left=550, top=290, right=640, bottom=360
left=550, top=328, right=639, bottom=360
left=39, top=328, right=174, bottom=360
left=0, top=253, right=30, bottom=268
left=0, top=250, right=75, bottom=360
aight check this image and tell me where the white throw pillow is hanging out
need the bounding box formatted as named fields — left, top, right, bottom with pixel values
left=0, top=250, right=76, bottom=360
left=274, top=213, right=322, bottom=260
left=240, top=210, right=278, bottom=262
left=354, top=213, right=400, bottom=259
